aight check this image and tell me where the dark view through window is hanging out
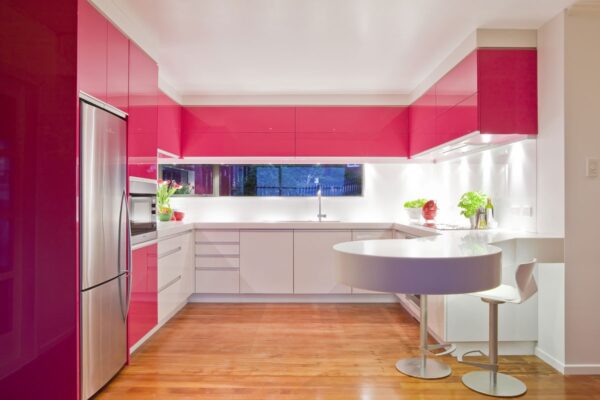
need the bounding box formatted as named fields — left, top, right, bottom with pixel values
left=159, top=164, right=363, bottom=197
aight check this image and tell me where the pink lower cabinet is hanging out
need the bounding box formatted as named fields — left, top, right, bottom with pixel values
left=128, top=244, right=158, bottom=350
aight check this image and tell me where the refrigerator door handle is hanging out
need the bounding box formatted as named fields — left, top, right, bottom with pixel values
left=125, top=194, right=133, bottom=318
left=117, top=190, right=127, bottom=321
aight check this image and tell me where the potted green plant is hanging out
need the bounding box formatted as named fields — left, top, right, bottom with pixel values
left=458, top=191, right=488, bottom=229
left=403, top=198, right=428, bottom=221
left=157, top=179, right=182, bottom=221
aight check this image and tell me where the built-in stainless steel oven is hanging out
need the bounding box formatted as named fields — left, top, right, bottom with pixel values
left=129, top=178, right=157, bottom=245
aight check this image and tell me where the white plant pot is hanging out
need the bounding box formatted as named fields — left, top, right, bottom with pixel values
left=405, top=207, right=422, bottom=221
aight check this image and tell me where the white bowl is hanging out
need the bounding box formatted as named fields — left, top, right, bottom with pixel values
left=405, top=207, right=422, bottom=221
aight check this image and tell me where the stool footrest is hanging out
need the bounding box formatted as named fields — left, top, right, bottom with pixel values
left=425, top=343, right=456, bottom=356
left=458, top=350, right=498, bottom=372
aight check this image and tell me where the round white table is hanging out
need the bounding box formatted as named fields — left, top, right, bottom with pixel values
left=334, top=238, right=502, bottom=379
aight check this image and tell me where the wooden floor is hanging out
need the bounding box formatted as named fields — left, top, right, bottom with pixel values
left=97, top=303, right=600, bottom=399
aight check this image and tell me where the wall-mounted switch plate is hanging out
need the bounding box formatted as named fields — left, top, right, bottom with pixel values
left=586, top=158, right=599, bottom=178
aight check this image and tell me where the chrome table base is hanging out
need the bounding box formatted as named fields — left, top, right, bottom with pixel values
left=396, top=295, right=454, bottom=380
left=462, top=371, right=527, bottom=397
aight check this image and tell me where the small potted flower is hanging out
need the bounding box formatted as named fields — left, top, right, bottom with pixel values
left=157, top=179, right=182, bottom=222
left=403, top=198, right=428, bottom=221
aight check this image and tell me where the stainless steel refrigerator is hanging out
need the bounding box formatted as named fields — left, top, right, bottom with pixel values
left=79, top=97, right=130, bottom=399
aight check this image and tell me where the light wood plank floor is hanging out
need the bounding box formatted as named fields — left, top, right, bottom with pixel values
left=97, top=303, right=600, bottom=399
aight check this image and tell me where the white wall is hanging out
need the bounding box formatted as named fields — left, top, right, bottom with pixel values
left=171, top=140, right=537, bottom=231
left=564, top=4, right=600, bottom=373
left=535, top=11, right=566, bottom=372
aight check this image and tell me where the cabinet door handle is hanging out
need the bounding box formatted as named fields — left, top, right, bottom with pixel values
left=159, top=246, right=182, bottom=259
left=159, top=275, right=182, bottom=293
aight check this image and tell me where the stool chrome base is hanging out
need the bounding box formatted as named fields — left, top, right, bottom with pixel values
left=462, top=371, right=527, bottom=397
left=396, top=357, right=451, bottom=379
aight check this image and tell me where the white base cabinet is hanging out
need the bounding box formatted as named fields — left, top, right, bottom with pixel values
left=157, top=231, right=194, bottom=322
left=294, top=230, right=352, bottom=294
left=195, top=230, right=241, bottom=294
left=350, top=230, right=394, bottom=294
left=240, top=231, right=294, bottom=294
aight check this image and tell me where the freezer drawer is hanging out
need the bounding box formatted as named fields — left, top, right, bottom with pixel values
left=81, top=275, right=127, bottom=399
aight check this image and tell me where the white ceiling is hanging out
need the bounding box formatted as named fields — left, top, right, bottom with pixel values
left=112, top=0, right=577, bottom=97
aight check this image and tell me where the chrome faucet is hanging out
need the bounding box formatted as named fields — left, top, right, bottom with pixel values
left=315, top=178, right=327, bottom=222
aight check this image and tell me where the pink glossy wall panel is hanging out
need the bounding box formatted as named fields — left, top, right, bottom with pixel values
left=477, top=49, right=538, bottom=135
left=77, top=0, right=107, bottom=101
left=157, top=91, right=182, bottom=156
left=128, top=42, right=158, bottom=179
left=107, top=23, right=129, bottom=112
left=435, top=50, right=477, bottom=116
left=295, top=107, right=409, bottom=157
left=0, top=1, right=79, bottom=399
left=183, top=106, right=295, bottom=133
left=128, top=245, right=158, bottom=349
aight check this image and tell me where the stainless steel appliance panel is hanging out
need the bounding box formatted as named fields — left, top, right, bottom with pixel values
left=80, top=101, right=127, bottom=290
left=81, top=274, right=128, bottom=399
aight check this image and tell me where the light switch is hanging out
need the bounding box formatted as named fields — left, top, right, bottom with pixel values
left=586, top=158, right=599, bottom=178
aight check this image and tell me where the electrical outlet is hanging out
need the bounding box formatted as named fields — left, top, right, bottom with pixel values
left=522, top=206, right=533, bottom=217
left=586, top=158, right=599, bottom=178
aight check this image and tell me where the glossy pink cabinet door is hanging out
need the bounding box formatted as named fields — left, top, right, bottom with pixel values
left=478, top=48, right=538, bottom=135
left=128, top=245, right=158, bottom=349
left=157, top=91, right=182, bottom=156
left=409, top=87, right=436, bottom=156
left=107, top=23, right=129, bottom=112
left=436, top=93, right=478, bottom=144
left=182, top=107, right=296, bottom=156
left=435, top=50, right=477, bottom=116
left=128, top=42, right=158, bottom=179
left=77, top=0, right=107, bottom=101
left=0, top=1, right=78, bottom=399
left=295, top=107, right=408, bottom=157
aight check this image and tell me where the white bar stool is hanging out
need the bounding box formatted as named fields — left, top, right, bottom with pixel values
left=459, top=259, right=537, bottom=398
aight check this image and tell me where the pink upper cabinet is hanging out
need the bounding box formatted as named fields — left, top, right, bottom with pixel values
left=409, top=87, right=436, bottom=156
left=106, top=23, right=129, bottom=112
left=157, top=91, right=182, bottom=157
left=77, top=0, right=108, bottom=101
left=477, top=48, right=538, bottom=135
left=435, top=51, right=477, bottom=116
left=127, top=245, right=158, bottom=350
left=182, top=107, right=296, bottom=157
left=295, top=107, right=409, bottom=157
left=128, top=42, right=158, bottom=179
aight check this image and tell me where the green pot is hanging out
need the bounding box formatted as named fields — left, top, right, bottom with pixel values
left=158, top=212, right=172, bottom=222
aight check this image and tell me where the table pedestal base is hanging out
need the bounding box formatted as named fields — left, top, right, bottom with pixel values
left=396, top=294, right=453, bottom=380
left=395, top=357, right=451, bottom=379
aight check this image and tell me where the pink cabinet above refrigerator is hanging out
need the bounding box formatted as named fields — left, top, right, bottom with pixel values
left=77, top=0, right=108, bottom=101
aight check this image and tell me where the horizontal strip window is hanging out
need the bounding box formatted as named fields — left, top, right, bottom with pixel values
left=159, top=164, right=363, bottom=197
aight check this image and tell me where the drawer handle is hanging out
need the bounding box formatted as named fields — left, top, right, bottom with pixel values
left=196, top=267, right=239, bottom=272
left=159, top=275, right=182, bottom=293
left=158, top=246, right=182, bottom=259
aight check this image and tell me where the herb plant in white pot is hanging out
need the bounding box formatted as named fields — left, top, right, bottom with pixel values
left=403, top=198, right=428, bottom=221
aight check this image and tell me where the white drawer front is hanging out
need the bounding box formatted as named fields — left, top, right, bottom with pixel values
left=195, top=270, right=239, bottom=293
left=351, top=230, right=393, bottom=241
left=158, top=275, right=183, bottom=322
left=195, top=243, right=240, bottom=256
left=195, top=230, right=239, bottom=243
left=158, top=237, right=188, bottom=288
left=196, top=256, right=240, bottom=269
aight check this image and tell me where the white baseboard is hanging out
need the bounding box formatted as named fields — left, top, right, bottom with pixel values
left=188, top=293, right=397, bottom=303
left=535, top=346, right=565, bottom=374
left=563, top=363, right=600, bottom=375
